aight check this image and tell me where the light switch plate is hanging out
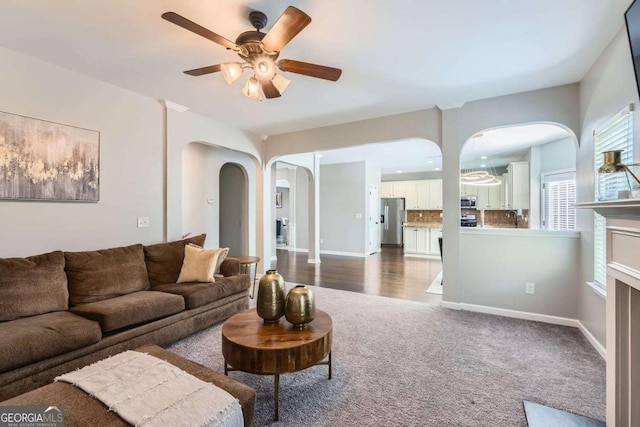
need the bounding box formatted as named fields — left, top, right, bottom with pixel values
left=525, top=282, right=535, bottom=294
left=137, top=217, right=150, bottom=228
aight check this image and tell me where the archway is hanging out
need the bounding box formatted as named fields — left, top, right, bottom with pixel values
left=459, top=122, right=578, bottom=230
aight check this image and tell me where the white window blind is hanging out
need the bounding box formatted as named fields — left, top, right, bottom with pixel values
left=594, top=106, right=634, bottom=200
left=542, top=171, right=576, bottom=231
left=593, top=105, right=634, bottom=288
left=594, top=213, right=607, bottom=287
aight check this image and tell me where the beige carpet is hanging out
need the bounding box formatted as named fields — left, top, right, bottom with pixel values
left=168, top=284, right=605, bottom=426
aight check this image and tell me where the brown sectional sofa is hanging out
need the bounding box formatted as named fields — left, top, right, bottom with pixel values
left=0, top=234, right=250, bottom=401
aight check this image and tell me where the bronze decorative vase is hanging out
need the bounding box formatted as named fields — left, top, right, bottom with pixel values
left=285, top=285, right=315, bottom=328
left=257, top=269, right=286, bottom=324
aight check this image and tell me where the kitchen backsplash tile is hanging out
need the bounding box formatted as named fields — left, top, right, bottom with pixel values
left=406, top=210, right=442, bottom=224
left=406, top=209, right=529, bottom=228
left=482, top=209, right=529, bottom=228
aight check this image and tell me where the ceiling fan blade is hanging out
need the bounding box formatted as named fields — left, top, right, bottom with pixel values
left=277, top=59, right=342, bottom=81
left=261, top=6, right=311, bottom=52
left=184, top=64, right=222, bottom=76
left=162, top=12, right=238, bottom=51
left=260, top=79, right=282, bottom=99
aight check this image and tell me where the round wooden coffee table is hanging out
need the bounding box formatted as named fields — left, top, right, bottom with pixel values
left=222, top=308, right=333, bottom=421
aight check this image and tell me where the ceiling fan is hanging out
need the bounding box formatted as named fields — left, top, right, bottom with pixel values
left=161, top=6, right=342, bottom=100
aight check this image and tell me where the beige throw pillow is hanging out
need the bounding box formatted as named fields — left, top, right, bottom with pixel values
left=176, top=245, right=222, bottom=283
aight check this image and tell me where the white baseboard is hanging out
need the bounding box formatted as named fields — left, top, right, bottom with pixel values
left=577, top=321, right=606, bottom=359
left=307, top=258, right=322, bottom=264
left=320, top=250, right=368, bottom=258
left=440, top=301, right=605, bottom=358
left=288, top=248, right=308, bottom=253
left=441, top=301, right=579, bottom=327
left=270, top=256, right=277, bottom=262
left=404, top=253, right=441, bottom=260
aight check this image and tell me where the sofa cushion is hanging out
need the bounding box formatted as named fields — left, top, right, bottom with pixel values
left=70, top=291, right=185, bottom=333
left=0, top=251, right=69, bottom=321
left=219, top=257, right=240, bottom=277
left=0, top=311, right=101, bottom=373
left=65, top=244, right=150, bottom=306
left=177, top=245, right=226, bottom=283
left=152, top=275, right=250, bottom=310
left=143, top=234, right=206, bottom=287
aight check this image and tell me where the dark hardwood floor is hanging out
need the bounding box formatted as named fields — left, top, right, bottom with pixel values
left=274, top=246, right=442, bottom=304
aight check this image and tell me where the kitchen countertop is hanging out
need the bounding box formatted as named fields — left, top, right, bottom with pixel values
left=403, top=222, right=442, bottom=228
left=461, top=228, right=580, bottom=238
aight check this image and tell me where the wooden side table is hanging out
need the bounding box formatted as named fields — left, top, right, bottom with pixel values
left=222, top=309, right=333, bottom=421
left=229, top=255, right=260, bottom=298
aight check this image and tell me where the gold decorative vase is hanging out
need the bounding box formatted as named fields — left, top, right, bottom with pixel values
left=285, top=285, right=315, bottom=328
left=257, top=270, right=286, bottom=324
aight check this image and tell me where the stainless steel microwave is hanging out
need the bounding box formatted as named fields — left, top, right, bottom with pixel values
left=460, top=196, right=477, bottom=208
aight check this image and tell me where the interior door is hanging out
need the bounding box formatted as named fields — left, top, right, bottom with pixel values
left=369, top=184, right=380, bottom=254
left=219, top=163, right=245, bottom=255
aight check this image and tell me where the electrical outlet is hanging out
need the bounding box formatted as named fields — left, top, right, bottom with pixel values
left=355, top=213, right=362, bottom=219
left=525, top=282, right=535, bottom=294
left=137, top=217, right=150, bottom=228
left=320, top=238, right=324, bottom=244
left=419, top=212, right=423, bottom=217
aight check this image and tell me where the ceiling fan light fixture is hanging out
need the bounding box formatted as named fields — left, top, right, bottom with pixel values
left=272, top=74, right=291, bottom=94
left=242, top=76, right=261, bottom=99
left=221, top=62, right=243, bottom=85
left=254, top=58, right=276, bottom=80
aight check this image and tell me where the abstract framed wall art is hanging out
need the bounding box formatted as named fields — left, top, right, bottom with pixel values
left=0, top=111, right=99, bottom=202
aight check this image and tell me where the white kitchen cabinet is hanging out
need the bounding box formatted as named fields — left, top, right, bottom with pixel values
left=427, top=179, right=443, bottom=209
left=380, top=182, right=394, bottom=198
left=416, top=228, right=429, bottom=253
left=506, top=162, right=529, bottom=209
left=475, top=177, right=504, bottom=210
left=404, top=227, right=439, bottom=256
left=404, top=181, right=419, bottom=209
left=461, top=183, right=478, bottom=198
left=416, top=180, right=430, bottom=209
left=403, top=227, right=417, bottom=253
left=388, top=179, right=441, bottom=210
left=381, top=181, right=407, bottom=198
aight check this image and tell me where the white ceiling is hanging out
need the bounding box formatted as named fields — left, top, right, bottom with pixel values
left=0, top=0, right=631, bottom=136
left=318, top=139, right=443, bottom=175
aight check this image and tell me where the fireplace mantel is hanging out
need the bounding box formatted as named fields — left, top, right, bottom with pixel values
left=576, top=199, right=640, bottom=218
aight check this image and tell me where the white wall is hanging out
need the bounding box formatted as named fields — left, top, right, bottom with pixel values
left=440, top=84, right=581, bottom=314
left=577, top=28, right=640, bottom=349
left=540, top=137, right=577, bottom=173
left=459, top=230, right=580, bottom=319
left=181, top=143, right=256, bottom=254
left=320, top=162, right=368, bottom=256
left=0, top=47, right=163, bottom=257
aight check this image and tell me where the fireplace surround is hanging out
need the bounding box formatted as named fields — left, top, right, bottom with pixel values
left=578, top=199, right=640, bottom=427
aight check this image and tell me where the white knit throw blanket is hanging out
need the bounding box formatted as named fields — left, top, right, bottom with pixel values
left=55, top=351, right=243, bottom=427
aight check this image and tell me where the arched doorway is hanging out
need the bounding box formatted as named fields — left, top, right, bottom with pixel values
left=219, top=163, right=247, bottom=255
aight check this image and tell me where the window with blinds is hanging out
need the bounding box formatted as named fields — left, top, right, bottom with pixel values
left=594, top=106, right=634, bottom=200
left=593, top=213, right=607, bottom=287
left=593, top=105, right=634, bottom=289
left=542, top=171, right=576, bottom=230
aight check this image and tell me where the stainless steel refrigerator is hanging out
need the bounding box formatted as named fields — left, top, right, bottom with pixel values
left=380, top=198, right=405, bottom=246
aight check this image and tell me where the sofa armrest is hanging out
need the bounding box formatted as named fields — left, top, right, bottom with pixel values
left=220, top=258, right=240, bottom=277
